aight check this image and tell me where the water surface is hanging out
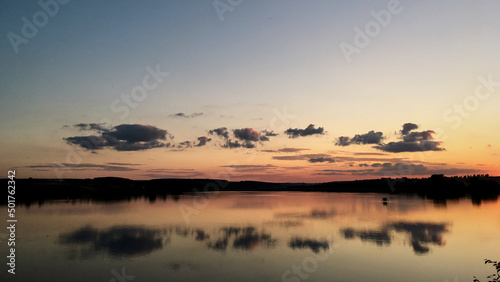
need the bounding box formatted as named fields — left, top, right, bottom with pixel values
left=2, top=192, right=499, bottom=281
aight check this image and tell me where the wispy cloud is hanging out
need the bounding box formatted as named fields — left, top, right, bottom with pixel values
left=262, top=148, right=310, bottom=153
left=308, top=157, right=335, bottom=163
left=26, top=163, right=141, bottom=172
left=170, top=112, right=203, bottom=118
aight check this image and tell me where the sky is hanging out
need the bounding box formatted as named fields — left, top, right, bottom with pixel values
left=1, top=0, right=499, bottom=182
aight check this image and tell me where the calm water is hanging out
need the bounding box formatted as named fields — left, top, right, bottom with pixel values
left=2, top=192, right=500, bottom=282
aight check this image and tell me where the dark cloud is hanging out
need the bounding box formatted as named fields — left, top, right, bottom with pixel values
left=233, top=128, right=260, bottom=142
left=196, top=136, right=211, bottom=147
left=285, top=124, right=324, bottom=138
left=309, top=157, right=335, bottom=163
left=335, top=123, right=445, bottom=153
left=403, top=130, right=436, bottom=142
left=113, top=141, right=165, bottom=151
left=64, top=124, right=170, bottom=151
left=208, top=127, right=230, bottom=139
left=375, top=141, right=445, bottom=153
left=223, top=140, right=255, bottom=149
left=401, top=123, right=419, bottom=135
left=104, top=124, right=167, bottom=143
left=335, top=131, right=384, bottom=146
left=210, top=127, right=267, bottom=149
left=335, top=136, right=351, bottom=146
left=170, top=112, right=203, bottom=118
left=64, top=135, right=108, bottom=150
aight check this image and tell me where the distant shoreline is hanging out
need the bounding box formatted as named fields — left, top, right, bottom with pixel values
left=2, top=174, right=499, bottom=206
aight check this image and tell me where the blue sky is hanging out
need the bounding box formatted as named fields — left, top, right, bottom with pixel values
left=1, top=0, right=499, bottom=181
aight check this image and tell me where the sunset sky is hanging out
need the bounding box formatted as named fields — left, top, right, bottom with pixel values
left=1, top=0, right=499, bottom=182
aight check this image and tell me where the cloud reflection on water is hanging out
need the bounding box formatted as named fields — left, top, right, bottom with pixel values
left=341, top=221, right=449, bottom=254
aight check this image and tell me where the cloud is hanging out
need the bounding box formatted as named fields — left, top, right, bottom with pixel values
left=261, top=130, right=278, bottom=137
left=64, top=124, right=170, bottom=151
left=273, top=154, right=333, bottom=161
left=314, top=169, right=375, bottom=176
left=64, top=135, right=108, bottom=150
left=196, top=136, right=211, bottom=147
left=142, top=168, right=203, bottom=178
left=401, top=123, right=419, bottom=135
left=224, top=140, right=255, bottom=149
left=285, top=124, right=324, bottom=138
left=170, top=112, right=203, bottom=118
left=210, top=127, right=268, bottom=149
left=208, top=127, right=230, bottom=139
left=221, top=164, right=277, bottom=172
left=233, top=128, right=260, bottom=142
left=177, top=141, right=192, bottom=149
left=309, top=157, right=335, bottom=163
left=352, top=152, right=389, bottom=156
left=335, top=130, right=384, bottom=146
left=104, top=124, right=167, bottom=143
left=26, top=163, right=141, bottom=172
left=334, top=123, right=445, bottom=153
left=375, top=141, right=444, bottom=153
left=315, top=162, right=480, bottom=177
left=262, top=148, right=309, bottom=153
left=74, top=123, right=109, bottom=132
left=335, top=136, right=351, bottom=146
left=403, top=130, right=436, bottom=142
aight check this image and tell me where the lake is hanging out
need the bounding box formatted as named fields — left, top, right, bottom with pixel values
left=1, top=192, right=499, bottom=281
